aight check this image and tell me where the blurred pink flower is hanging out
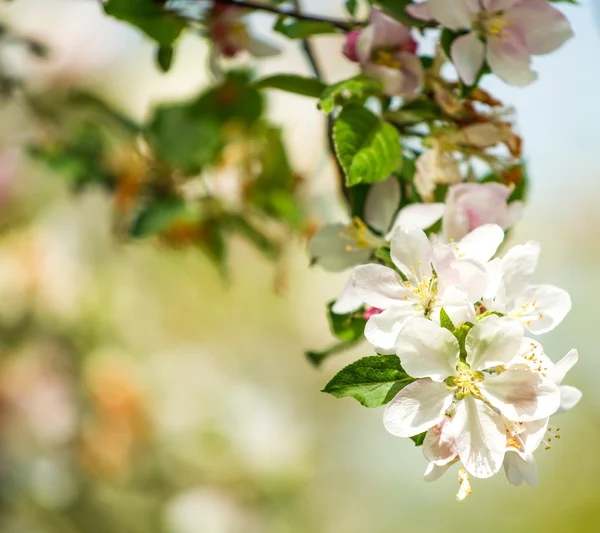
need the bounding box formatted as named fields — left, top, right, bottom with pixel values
left=343, top=8, right=423, bottom=97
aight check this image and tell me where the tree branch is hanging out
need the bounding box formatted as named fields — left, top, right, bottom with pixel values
left=217, top=0, right=354, bottom=31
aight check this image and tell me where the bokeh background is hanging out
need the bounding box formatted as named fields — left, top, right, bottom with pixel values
left=0, top=0, right=597, bottom=531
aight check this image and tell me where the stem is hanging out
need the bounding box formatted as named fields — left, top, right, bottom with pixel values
left=217, top=0, right=355, bottom=31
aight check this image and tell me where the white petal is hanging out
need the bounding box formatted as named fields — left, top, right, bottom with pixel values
left=456, top=224, right=504, bottom=263
left=452, top=396, right=506, bottom=478
left=557, top=385, right=582, bottom=414
left=431, top=245, right=488, bottom=302
left=504, top=449, right=538, bottom=487
left=520, top=417, right=549, bottom=454
left=389, top=226, right=432, bottom=280
left=309, top=224, right=372, bottom=272
left=428, top=0, right=474, bottom=29
left=351, top=264, right=413, bottom=309
left=451, top=32, right=485, bottom=86
left=546, top=349, right=578, bottom=386
left=331, top=279, right=364, bottom=315
left=466, top=315, right=523, bottom=371
left=383, top=379, right=453, bottom=438
left=479, top=369, right=561, bottom=422
left=390, top=203, right=445, bottom=235
left=424, top=461, right=455, bottom=482
left=364, top=177, right=400, bottom=234
left=483, top=0, right=520, bottom=10
left=501, top=241, right=540, bottom=300
left=486, top=28, right=537, bottom=86
left=434, top=285, right=477, bottom=326
left=396, top=318, right=460, bottom=381
left=423, top=417, right=457, bottom=465
left=356, top=25, right=374, bottom=64
left=483, top=257, right=504, bottom=301
left=365, top=305, right=416, bottom=354
left=511, top=284, right=571, bottom=334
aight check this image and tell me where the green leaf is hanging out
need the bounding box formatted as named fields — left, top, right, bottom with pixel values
left=273, top=16, right=338, bottom=39
left=373, top=0, right=427, bottom=27
left=345, top=0, right=358, bottom=16
left=104, top=0, right=185, bottom=47
left=131, top=199, right=200, bottom=238
left=306, top=339, right=361, bottom=367
left=156, top=45, right=174, bottom=72
left=319, top=75, right=383, bottom=114
left=440, top=308, right=455, bottom=332
left=453, top=322, right=475, bottom=361
left=253, top=74, right=326, bottom=98
left=327, top=301, right=367, bottom=342
left=322, top=355, right=414, bottom=408
left=333, top=106, right=402, bottom=187
left=410, top=432, right=427, bottom=446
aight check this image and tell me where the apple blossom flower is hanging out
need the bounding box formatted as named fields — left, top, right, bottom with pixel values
left=484, top=241, right=572, bottom=334
left=407, top=0, right=573, bottom=86
left=384, top=315, right=561, bottom=478
left=343, top=8, right=423, bottom=97
left=350, top=225, right=490, bottom=353
left=413, top=144, right=462, bottom=203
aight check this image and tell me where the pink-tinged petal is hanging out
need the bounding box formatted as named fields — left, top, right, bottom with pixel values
left=356, top=25, right=375, bottom=64
left=451, top=32, right=485, bottom=86
left=466, top=315, right=523, bottom=371
left=363, top=64, right=406, bottom=97
left=479, top=369, right=561, bottom=422
left=504, top=449, right=538, bottom=486
left=364, top=177, right=400, bottom=234
left=389, top=226, right=432, bottom=280
left=395, top=51, right=425, bottom=97
left=406, top=2, right=433, bottom=21
left=433, top=247, right=488, bottom=302
left=383, top=379, right=453, bottom=438
left=428, top=0, right=475, bottom=30
left=483, top=0, right=520, bottom=11
left=365, top=305, right=416, bottom=354
left=545, top=349, right=578, bottom=385
left=424, top=417, right=457, bottom=465
left=396, top=317, right=460, bottom=381
left=456, top=224, right=505, bottom=264
left=507, top=0, right=573, bottom=55
left=424, top=460, right=456, bottom=482
left=557, top=385, right=582, bottom=414
left=308, top=224, right=372, bottom=272
left=351, top=264, right=413, bottom=309
left=452, top=396, right=506, bottom=478
left=486, top=28, right=537, bottom=86
left=501, top=241, right=540, bottom=301
left=331, top=279, right=364, bottom=315
left=369, top=8, right=414, bottom=49
left=433, top=285, right=477, bottom=326
left=343, top=30, right=361, bottom=62
left=510, top=284, right=571, bottom=334
left=391, top=203, right=445, bottom=234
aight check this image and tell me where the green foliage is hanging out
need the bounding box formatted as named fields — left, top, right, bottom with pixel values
left=274, top=16, right=338, bottom=38
left=322, top=355, right=414, bottom=407
left=319, top=76, right=383, bottom=114
left=156, top=45, right=175, bottom=72
left=453, top=322, right=475, bottom=361
left=411, top=432, right=427, bottom=446
left=131, top=198, right=200, bottom=238
left=253, top=74, right=326, bottom=98
left=373, top=0, right=427, bottom=27
left=327, top=301, right=367, bottom=342
left=439, top=308, right=455, bottom=332
left=103, top=0, right=185, bottom=47
left=306, top=339, right=362, bottom=367
left=333, top=106, right=402, bottom=187
left=345, top=0, right=358, bottom=16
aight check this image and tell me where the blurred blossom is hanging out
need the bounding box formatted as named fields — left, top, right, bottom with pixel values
left=29, top=456, right=78, bottom=509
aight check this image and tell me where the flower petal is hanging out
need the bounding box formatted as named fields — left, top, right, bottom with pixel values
left=483, top=0, right=520, bottom=10
left=389, top=226, right=432, bottom=280
left=504, top=449, right=538, bottom=487
left=456, top=224, right=505, bottom=264
left=479, top=368, right=561, bottom=422
left=451, top=32, right=485, bottom=86
left=546, top=349, right=578, bottom=386
left=452, top=396, right=506, bottom=478
left=501, top=241, right=540, bottom=300
left=433, top=284, right=477, bottom=326
left=431, top=245, right=488, bottom=302
left=369, top=8, right=414, bottom=49
left=520, top=417, right=549, bottom=454
left=390, top=203, right=446, bottom=235
left=331, top=279, right=364, bottom=315
left=510, top=284, right=571, bottom=334
left=364, top=177, right=400, bottom=234
left=466, top=315, right=523, bottom=371
left=424, top=417, right=457, bottom=465
left=508, top=0, right=573, bottom=55
left=424, top=459, right=457, bottom=482
left=396, top=317, right=460, bottom=381
left=352, top=264, right=413, bottom=309
left=486, top=28, right=537, bottom=86
left=557, top=385, right=582, bottom=414
left=383, top=379, right=453, bottom=437
left=365, top=305, right=416, bottom=354
left=428, top=0, right=474, bottom=30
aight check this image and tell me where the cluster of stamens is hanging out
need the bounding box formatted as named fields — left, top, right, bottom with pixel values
left=513, top=297, right=544, bottom=327
left=544, top=426, right=561, bottom=451
left=372, top=49, right=402, bottom=69
left=521, top=341, right=549, bottom=376
left=338, top=217, right=373, bottom=253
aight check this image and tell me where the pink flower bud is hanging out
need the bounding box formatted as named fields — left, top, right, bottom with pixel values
left=343, top=30, right=361, bottom=63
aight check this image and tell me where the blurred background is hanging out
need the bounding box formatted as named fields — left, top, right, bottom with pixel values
left=0, top=0, right=597, bottom=531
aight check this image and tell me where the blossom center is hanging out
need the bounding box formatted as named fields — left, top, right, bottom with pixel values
left=449, top=367, right=483, bottom=399
left=482, top=13, right=507, bottom=38
left=372, top=50, right=402, bottom=69
left=402, top=271, right=438, bottom=316
left=339, top=217, right=376, bottom=252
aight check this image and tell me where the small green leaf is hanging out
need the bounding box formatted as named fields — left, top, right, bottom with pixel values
left=453, top=322, right=475, bottom=361
left=373, top=0, right=427, bottom=27
left=333, top=105, right=402, bottom=186
left=327, top=301, right=367, bottom=342
left=306, top=339, right=361, bottom=367
left=319, top=76, right=383, bottom=114
left=253, top=74, right=326, bottom=98
left=411, top=432, right=427, bottom=446
left=322, top=355, right=414, bottom=408
left=273, top=16, right=338, bottom=39
left=345, top=0, right=358, bottom=16
left=156, top=45, right=174, bottom=72
left=131, top=199, right=199, bottom=238
left=440, top=308, right=455, bottom=332
left=477, top=311, right=505, bottom=321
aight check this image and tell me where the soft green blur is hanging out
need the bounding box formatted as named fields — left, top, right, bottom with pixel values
left=0, top=1, right=597, bottom=532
